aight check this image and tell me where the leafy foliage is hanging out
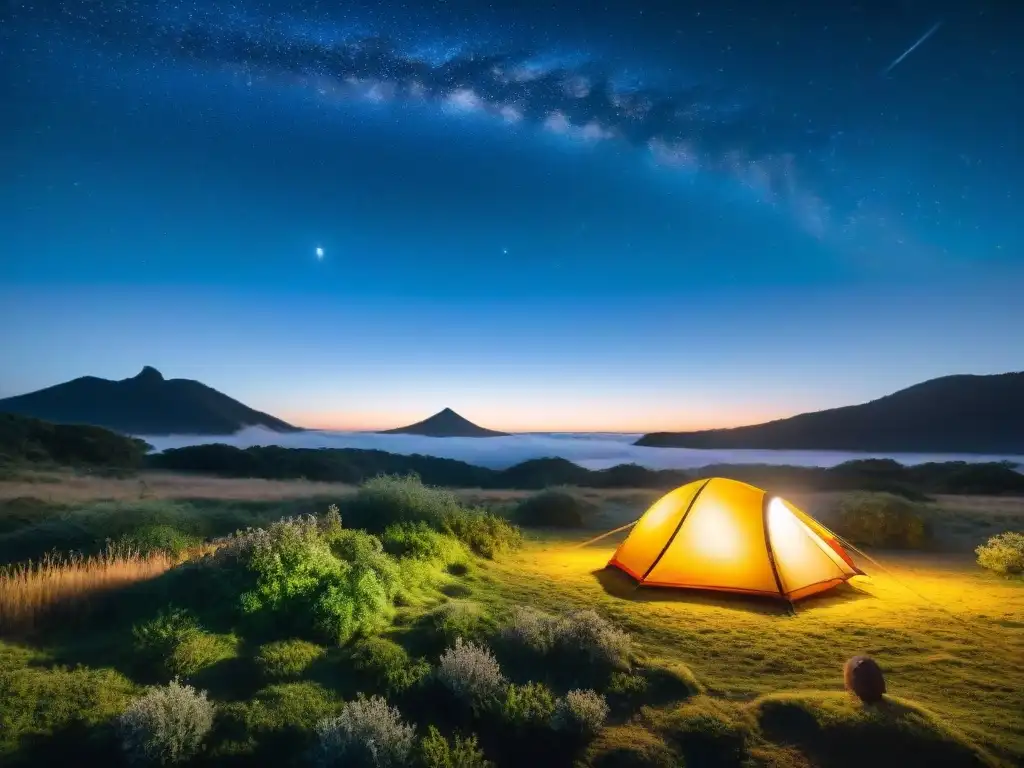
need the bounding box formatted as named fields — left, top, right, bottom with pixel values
left=833, top=492, right=931, bottom=548
left=216, top=515, right=400, bottom=644
left=976, top=531, right=1024, bottom=575
left=133, top=608, right=227, bottom=679
left=350, top=637, right=430, bottom=695
left=499, top=682, right=556, bottom=729
left=418, top=726, right=492, bottom=768
left=514, top=490, right=592, bottom=528
left=253, top=639, right=327, bottom=681
left=118, top=679, right=215, bottom=765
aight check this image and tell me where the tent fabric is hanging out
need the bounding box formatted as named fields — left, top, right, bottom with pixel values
left=608, top=477, right=862, bottom=600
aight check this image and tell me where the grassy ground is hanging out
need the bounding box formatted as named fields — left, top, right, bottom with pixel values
left=474, top=533, right=1024, bottom=762
left=0, top=472, right=1020, bottom=766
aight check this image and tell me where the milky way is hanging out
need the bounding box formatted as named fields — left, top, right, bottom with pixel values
left=15, top=1, right=857, bottom=242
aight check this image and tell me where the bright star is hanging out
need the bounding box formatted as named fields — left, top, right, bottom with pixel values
left=315, top=246, right=324, bottom=259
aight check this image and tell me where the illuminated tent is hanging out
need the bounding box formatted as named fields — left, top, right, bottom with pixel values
left=608, top=477, right=862, bottom=601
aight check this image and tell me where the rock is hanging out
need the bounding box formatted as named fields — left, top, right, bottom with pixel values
left=844, top=655, right=886, bottom=703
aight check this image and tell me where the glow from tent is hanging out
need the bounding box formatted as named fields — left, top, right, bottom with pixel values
left=689, top=502, right=742, bottom=562
left=767, top=497, right=803, bottom=552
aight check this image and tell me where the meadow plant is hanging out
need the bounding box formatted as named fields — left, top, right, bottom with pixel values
left=976, top=531, right=1024, bottom=575
left=551, top=689, right=609, bottom=738
left=314, top=695, right=415, bottom=768
left=553, top=610, right=632, bottom=669
left=215, top=515, right=400, bottom=643
left=419, top=726, right=492, bottom=768
left=436, top=638, right=506, bottom=709
left=254, top=638, right=327, bottom=680
left=500, top=681, right=557, bottom=728
left=0, top=542, right=175, bottom=633
left=118, top=679, right=214, bottom=765
left=833, top=493, right=930, bottom=548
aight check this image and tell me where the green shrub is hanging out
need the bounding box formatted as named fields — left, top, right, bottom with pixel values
left=419, top=726, right=492, bottom=768
left=350, top=637, right=430, bottom=695
left=440, top=508, right=521, bottom=559
left=133, top=609, right=233, bottom=678
left=500, top=682, right=556, bottom=729
left=314, top=695, right=415, bottom=768
left=553, top=610, right=631, bottom=670
left=118, top=679, right=214, bottom=765
left=346, top=475, right=466, bottom=532
left=646, top=697, right=748, bottom=767
left=254, top=639, right=326, bottom=681
left=976, top=531, right=1024, bottom=575
left=419, top=726, right=491, bottom=768
left=417, top=601, right=495, bottom=654
left=344, top=476, right=520, bottom=560
left=514, top=490, right=592, bottom=528
left=382, top=522, right=467, bottom=565
left=115, top=524, right=201, bottom=558
left=551, top=689, right=609, bottom=739
left=165, top=633, right=236, bottom=679
left=0, top=660, right=136, bottom=761
left=217, top=516, right=400, bottom=644
left=217, top=682, right=341, bottom=754
left=833, top=493, right=931, bottom=548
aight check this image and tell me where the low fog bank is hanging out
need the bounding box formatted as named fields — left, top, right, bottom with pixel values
left=138, top=427, right=1024, bottom=471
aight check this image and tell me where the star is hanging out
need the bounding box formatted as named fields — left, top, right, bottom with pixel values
left=502, top=248, right=508, bottom=255
left=315, top=246, right=324, bottom=259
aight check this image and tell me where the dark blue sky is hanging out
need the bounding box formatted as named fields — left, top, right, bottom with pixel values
left=1, top=0, right=1021, bottom=431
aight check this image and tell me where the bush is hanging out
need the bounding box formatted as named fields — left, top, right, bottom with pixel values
left=216, top=515, right=400, bottom=644
left=314, top=695, right=415, bottom=768
left=500, top=606, right=556, bottom=654
left=552, top=610, right=632, bottom=671
left=419, top=726, right=492, bottom=768
left=436, top=638, right=506, bottom=710
left=118, top=679, right=215, bottom=765
left=439, top=508, right=522, bottom=559
left=346, top=475, right=467, bottom=532
left=133, top=609, right=214, bottom=678
left=515, top=490, right=592, bottom=528
left=254, top=639, right=327, bottom=681
left=420, top=601, right=495, bottom=652
left=350, top=637, right=430, bottom=695
left=833, top=493, right=930, bottom=548
left=500, top=682, right=556, bottom=729
left=382, top=522, right=467, bottom=565
left=975, top=531, right=1024, bottom=575
left=115, top=524, right=201, bottom=558
left=551, top=689, right=609, bottom=738
left=344, top=476, right=520, bottom=560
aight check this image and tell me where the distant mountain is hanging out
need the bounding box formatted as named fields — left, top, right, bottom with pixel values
left=380, top=407, right=508, bottom=438
left=635, top=372, right=1024, bottom=454
left=0, top=366, right=301, bottom=436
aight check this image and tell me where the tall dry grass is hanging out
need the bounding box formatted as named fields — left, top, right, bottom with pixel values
left=0, top=542, right=210, bottom=634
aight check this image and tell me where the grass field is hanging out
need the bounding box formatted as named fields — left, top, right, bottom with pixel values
left=0, top=471, right=1021, bottom=766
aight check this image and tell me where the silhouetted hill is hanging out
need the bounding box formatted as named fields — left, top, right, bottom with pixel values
left=0, top=413, right=151, bottom=467
left=0, top=366, right=300, bottom=436
left=380, top=407, right=508, bottom=437
left=147, top=443, right=1024, bottom=496
left=636, top=372, right=1024, bottom=454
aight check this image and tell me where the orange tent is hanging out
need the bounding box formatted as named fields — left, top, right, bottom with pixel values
left=609, top=477, right=862, bottom=601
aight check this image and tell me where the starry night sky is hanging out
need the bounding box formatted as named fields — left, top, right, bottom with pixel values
left=1, top=0, right=1021, bottom=431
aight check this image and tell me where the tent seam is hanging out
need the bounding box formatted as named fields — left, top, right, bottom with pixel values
left=640, top=478, right=712, bottom=581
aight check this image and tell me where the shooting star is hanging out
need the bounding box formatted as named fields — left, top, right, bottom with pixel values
left=883, top=21, right=943, bottom=76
